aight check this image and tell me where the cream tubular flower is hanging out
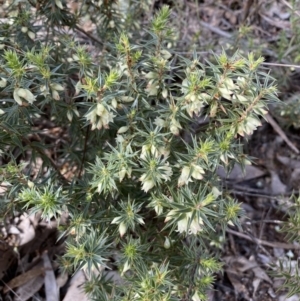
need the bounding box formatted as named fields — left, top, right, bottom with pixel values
left=191, top=164, right=205, bottom=180
left=178, top=166, right=192, bottom=187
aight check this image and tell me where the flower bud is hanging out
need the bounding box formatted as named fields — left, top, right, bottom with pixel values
left=96, top=103, right=105, bottom=116
left=170, top=124, right=179, bottom=136
left=27, top=180, right=34, bottom=188
left=119, top=222, right=127, bottom=237
left=162, top=88, right=168, bottom=98
left=14, top=88, right=36, bottom=105
left=13, top=89, right=23, bottom=105
left=50, top=83, right=64, bottom=91
left=67, top=110, right=73, bottom=122
left=119, top=168, right=127, bottom=182
left=52, top=90, right=60, bottom=100
left=27, top=31, right=35, bottom=40
left=21, top=27, right=28, bottom=33
left=111, top=98, right=117, bottom=108
left=117, top=126, right=129, bottom=134
left=73, top=108, right=80, bottom=117
left=122, top=261, right=131, bottom=275
left=191, top=164, right=204, bottom=180
left=55, top=0, right=64, bottom=9
left=164, top=237, right=171, bottom=249
left=178, top=166, right=192, bottom=187
left=0, top=77, right=7, bottom=88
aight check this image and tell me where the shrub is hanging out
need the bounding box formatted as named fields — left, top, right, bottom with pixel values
left=0, top=1, right=279, bottom=300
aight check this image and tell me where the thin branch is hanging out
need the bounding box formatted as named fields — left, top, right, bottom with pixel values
left=199, top=20, right=232, bottom=39
left=78, top=125, right=90, bottom=178
left=261, top=62, right=300, bottom=69
left=281, top=0, right=300, bottom=18
left=74, top=25, right=103, bottom=45
left=266, top=113, right=299, bottom=154
left=227, top=228, right=300, bottom=250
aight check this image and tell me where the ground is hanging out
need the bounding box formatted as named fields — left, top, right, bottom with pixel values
left=1, top=0, right=300, bottom=300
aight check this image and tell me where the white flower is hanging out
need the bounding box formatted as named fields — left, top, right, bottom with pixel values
left=192, top=291, right=201, bottom=301
left=85, top=108, right=97, bottom=124
left=154, top=204, right=163, bottom=215
left=13, top=88, right=36, bottom=105
left=111, top=98, right=118, bottom=108
left=67, top=110, right=73, bottom=122
left=189, top=216, right=203, bottom=234
left=164, top=209, right=176, bottom=223
left=0, top=77, right=7, bottom=88
left=120, top=96, right=134, bottom=102
left=140, top=144, right=150, bottom=160
left=158, top=146, right=170, bottom=157
left=119, top=222, right=127, bottom=237
left=164, top=237, right=171, bottom=249
left=27, top=31, right=35, bottom=40
left=122, top=260, right=131, bottom=275
left=154, top=117, right=165, bottom=127
left=178, top=166, right=192, bottom=187
left=27, top=180, right=34, bottom=188
left=119, top=167, right=127, bottom=182
left=151, top=145, right=159, bottom=158
left=145, top=80, right=158, bottom=96
left=162, top=88, right=168, bottom=98
left=111, top=217, right=122, bottom=224
left=170, top=118, right=182, bottom=136
left=212, top=186, right=222, bottom=198
left=96, top=103, right=105, bottom=116
left=117, top=126, right=129, bottom=134
left=177, top=216, right=189, bottom=233
left=55, top=0, right=63, bottom=9
left=50, top=83, right=64, bottom=91
left=52, top=89, right=60, bottom=100
left=141, top=178, right=155, bottom=192
left=191, top=164, right=205, bottom=180
left=160, top=49, right=172, bottom=60
left=160, top=163, right=173, bottom=181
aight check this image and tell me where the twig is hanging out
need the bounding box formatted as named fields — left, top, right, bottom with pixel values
left=265, top=113, right=299, bottom=154
left=281, top=0, right=300, bottom=18
left=261, top=62, right=300, bottom=69
left=227, top=228, right=300, bottom=250
left=199, top=20, right=232, bottom=39
left=74, top=25, right=103, bottom=45
left=78, top=125, right=90, bottom=178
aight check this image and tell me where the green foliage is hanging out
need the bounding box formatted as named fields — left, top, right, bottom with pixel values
left=0, top=1, right=281, bottom=300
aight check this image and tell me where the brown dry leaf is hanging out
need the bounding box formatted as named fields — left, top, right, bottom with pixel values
left=276, top=154, right=300, bottom=169
left=42, top=252, right=59, bottom=301
left=217, top=163, right=265, bottom=182
left=13, top=262, right=45, bottom=301
left=62, top=270, right=89, bottom=301
left=252, top=277, right=261, bottom=297
left=270, top=171, right=287, bottom=195
left=224, top=255, right=258, bottom=272
left=249, top=256, right=272, bottom=284
left=226, top=270, right=251, bottom=300
left=3, top=265, right=45, bottom=294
